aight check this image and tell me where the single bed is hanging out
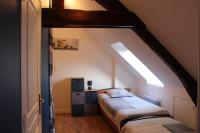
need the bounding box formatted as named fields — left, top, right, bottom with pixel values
left=97, top=88, right=195, bottom=133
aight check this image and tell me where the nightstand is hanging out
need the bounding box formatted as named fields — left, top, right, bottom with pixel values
left=84, top=89, right=99, bottom=115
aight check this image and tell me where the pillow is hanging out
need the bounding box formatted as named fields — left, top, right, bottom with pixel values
left=98, top=93, right=110, bottom=100
left=106, top=88, right=132, bottom=98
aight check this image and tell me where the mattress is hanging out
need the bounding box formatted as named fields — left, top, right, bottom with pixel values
left=98, top=93, right=170, bottom=131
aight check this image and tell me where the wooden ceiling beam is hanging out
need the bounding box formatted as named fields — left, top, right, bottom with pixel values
left=52, top=0, right=64, bottom=9
left=95, top=0, right=128, bottom=11
left=42, top=8, right=145, bottom=28
left=133, top=27, right=197, bottom=104
left=95, top=0, right=197, bottom=105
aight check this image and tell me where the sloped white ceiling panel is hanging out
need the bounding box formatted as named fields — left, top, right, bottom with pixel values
left=120, top=0, right=199, bottom=80
left=86, top=28, right=184, bottom=88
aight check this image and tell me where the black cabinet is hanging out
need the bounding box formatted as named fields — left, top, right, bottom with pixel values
left=72, top=105, right=84, bottom=116
left=85, top=91, right=97, bottom=104
left=84, top=104, right=98, bottom=115
left=84, top=90, right=98, bottom=115
left=72, top=92, right=85, bottom=104
left=71, top=78, right=84, bottom=116
left=71, top=78, right=98, bottom=116
left=71, top=78, right=84, bottom=92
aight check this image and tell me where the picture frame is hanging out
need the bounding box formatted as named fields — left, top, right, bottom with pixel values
left=52, top=38, right=79, bottom=50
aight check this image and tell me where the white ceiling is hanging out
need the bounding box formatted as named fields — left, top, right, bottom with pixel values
left=120, top=0, right=199, bottom=80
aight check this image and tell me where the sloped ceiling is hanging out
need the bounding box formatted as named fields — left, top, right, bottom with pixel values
left=86, top=28, right=183, bottom=88
left=119, top=0, right=199, bottom=80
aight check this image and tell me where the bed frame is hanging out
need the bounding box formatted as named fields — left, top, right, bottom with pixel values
left=98, top=89, right=120, bottom=133
left=99, top=106, right=119, bottom=133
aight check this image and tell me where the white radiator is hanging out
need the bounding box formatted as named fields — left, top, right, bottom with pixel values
left=143, top=95, right=161, bottom=106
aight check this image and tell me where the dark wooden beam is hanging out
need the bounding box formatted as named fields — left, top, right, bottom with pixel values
left=95, top=0, right=197, bottom=105
left=133, top=27, right=197, bottom=104
left=52, top=0, right=64, bottom=9
left=95, top=0, right=128, bottom=11
left=42, top=8, right=145, bottom=28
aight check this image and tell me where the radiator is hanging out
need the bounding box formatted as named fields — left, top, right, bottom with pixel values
left=143, top=95, right=161, bottom=106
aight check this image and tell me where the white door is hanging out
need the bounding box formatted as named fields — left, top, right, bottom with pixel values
left=21, top=0, right=42, bottom=133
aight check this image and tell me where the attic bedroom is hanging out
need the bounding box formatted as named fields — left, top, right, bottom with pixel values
left=0, top=0, right=199, bottom=133
left=40, top=0, right=199, bottom=133
left=48, top=28, right=197, bottom=133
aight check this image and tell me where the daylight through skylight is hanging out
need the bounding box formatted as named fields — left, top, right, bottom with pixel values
left=111, top=42, right=164, bottom=87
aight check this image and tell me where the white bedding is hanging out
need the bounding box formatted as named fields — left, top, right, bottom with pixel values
left=121, top=117, right=195, bottom=133
left=98, top=93, right=169, bottom=131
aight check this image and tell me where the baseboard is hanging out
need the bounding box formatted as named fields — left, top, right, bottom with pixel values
left=54, top=108, right=71, bottom=114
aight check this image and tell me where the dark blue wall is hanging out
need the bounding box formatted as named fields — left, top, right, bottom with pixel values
left=41, top=28, right=51, bottom=133
left=0, top=0, right=22, bottom=133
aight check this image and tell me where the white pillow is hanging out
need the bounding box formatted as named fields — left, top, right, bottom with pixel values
left=106, top=88, right=132, bottom=98
left=98, top=93, right=110, bottom=100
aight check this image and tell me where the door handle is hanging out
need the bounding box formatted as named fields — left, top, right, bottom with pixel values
left=40, top=98, right=45, bottom=104
left=39, top=94, right=45, bottom=114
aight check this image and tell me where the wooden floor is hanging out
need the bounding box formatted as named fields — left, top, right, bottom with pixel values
left=55, top=114, right=115, bottom=133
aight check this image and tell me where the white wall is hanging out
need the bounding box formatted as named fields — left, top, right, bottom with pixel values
left=115, top=60, right=137, bottom=90
left=52, top=28, right=138, bottom=113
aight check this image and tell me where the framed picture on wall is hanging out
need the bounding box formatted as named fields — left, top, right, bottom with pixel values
left=52, top=38, right=79, bottom=50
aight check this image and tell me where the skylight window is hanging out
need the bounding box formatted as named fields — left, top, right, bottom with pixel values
left=111, top=42, right=164, bottom=87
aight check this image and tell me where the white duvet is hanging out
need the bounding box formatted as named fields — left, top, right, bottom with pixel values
left=98, top=93, right=195, bottom=133
left=121, top=117, right=195, bottom=133
left=98, top=93, right=169, bottom=131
